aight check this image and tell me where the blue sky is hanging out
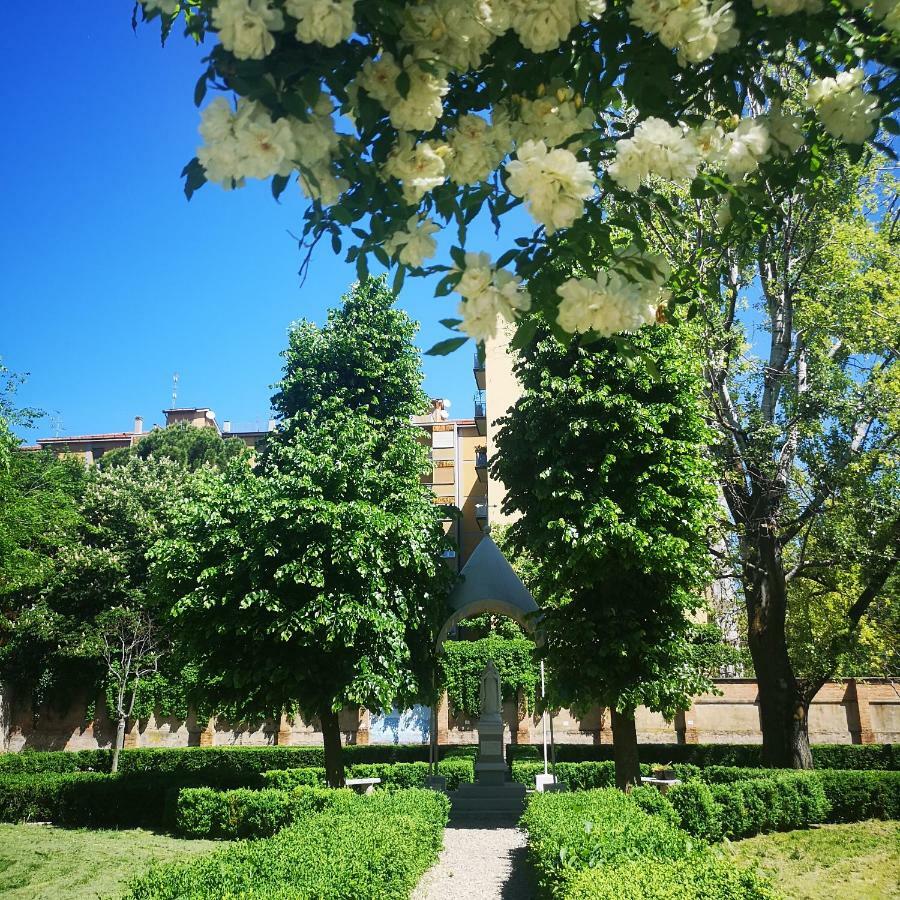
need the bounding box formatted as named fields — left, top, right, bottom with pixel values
left=2, top=6, right=513, bottom=441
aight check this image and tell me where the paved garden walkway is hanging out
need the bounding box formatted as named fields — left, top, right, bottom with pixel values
left=413, top=816, right=536, bottom=899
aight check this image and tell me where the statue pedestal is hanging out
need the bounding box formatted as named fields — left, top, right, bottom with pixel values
left=475, top=716, right=506, bottom=785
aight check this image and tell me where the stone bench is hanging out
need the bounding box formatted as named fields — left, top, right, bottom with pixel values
left=345, top=777, right=381, bottom=795
left=641, top=777, right=680, bottom=794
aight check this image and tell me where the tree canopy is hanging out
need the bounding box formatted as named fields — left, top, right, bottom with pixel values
left=153, top=277, right=454, bottom=784
left=494, top=319, right=718, bottom=786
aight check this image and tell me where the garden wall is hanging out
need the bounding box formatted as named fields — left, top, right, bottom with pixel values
left=2, top=679, right=898, bottom=752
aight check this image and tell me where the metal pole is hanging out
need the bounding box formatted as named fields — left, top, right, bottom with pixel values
left=541, top=661, right=548, bottom=777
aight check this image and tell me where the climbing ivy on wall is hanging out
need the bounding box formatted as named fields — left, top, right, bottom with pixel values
left=439, top=636, right=538, bottom=718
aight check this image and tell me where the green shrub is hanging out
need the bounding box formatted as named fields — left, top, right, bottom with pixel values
left=815, top=770, right=900, bottom=822
left=263, top=758, right=475, bottom=792
left=562, top=853, right=778, bottom=899
left=628, top=786, right=679, bottom=827
left=511, top=760, right=630, bottom=789
left=0, top=743, right=477, bottom=780
left=506, top=742, right=897, bottom=771
left=667, top=781, right=722, bottom=841
left=126, top=788, right=450, bottom=900
left=175, top=785, right=354, bottom=839
left=709, top=774, right=828, bottom=839
left=0, top=772, right=188, bottom=828
left=521, top=790, right=698, bottom=896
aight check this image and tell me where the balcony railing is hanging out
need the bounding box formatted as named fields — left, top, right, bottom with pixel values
left=473, top=391, right=486, bottom=419
left=473, top=350, right=485, bottom=372
left=475, top=448, right=487, bottom=469
left=475, top=501, right=488, bottom=519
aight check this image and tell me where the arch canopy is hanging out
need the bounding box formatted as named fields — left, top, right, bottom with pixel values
left=436, top=535, right=539, bottom=648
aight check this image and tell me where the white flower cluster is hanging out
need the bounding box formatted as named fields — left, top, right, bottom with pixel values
left=608, top=117, right=701, bottom=191
left=212, top=0, right=283, bottom=60
left=446, top=114, right=513, bottom=185
left=556, top=248, right=670, bottom=336
left=510, top=88, right=596, bottom=149
left=287, top=0, right=356, bottom=47
left=197, top=94, right=346, bottom=203
left=384, top=215, right=440, bottom=267
left=357, top=53, right=450, bottom=133
left=751, top=0, right=821, bottom=13
left=382, top=135, right=451, bottom=203
left=629, top=0, right=738, bottom=65
left=806, top=69, right=881, bottom=144
left=505, top=140, right=595, bottom=234
left=508, top=0, right=607, bottom=54
left=609, top=108, right=803, bottom=190
left=400, top=0, right=505, bottom=71
left=454, top=252, right=532, bottom=341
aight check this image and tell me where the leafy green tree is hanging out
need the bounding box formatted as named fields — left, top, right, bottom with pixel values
left=0, top=360, right=41, bottom=471
left=494, top=322, right=718, bottom=788
left=154, top=278, right=453, bottom=785
left=99, top=421, right=245, bottom=471
left=638, top=151, right=899, bottom=767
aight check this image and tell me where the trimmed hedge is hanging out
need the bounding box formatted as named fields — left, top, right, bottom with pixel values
left=126, top=788, right=450, bottom=900
left=261, top=758, right=475, bottom=791
left=511, top=760, right=622, bottom=789
left=666, top=781, right=722, bottom=842
left=0, top=772, right=188, bottom=828
left=562, top=854, right=778, bottom=899
left=175, top=785, right=355, bottom=839
left=0, top=743, right=476, bottom=779
left=520, top=789, right=774, bottom=899
left=521, top=789, right=698, bottom=896
left=507, top=742, right=897, bottom=770
left=815, top=770, right=900, bottom=822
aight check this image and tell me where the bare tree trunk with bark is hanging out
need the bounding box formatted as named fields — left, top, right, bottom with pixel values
left=320, top=707, right=345, bottom=788
left=611, top=707, right=642, bottom=790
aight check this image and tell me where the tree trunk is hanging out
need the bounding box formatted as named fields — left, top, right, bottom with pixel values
left=611, top=707, right=641, bottom=790
left=320, top=707, right=345, bottom=787
left=111, top=715, right=127, bottom=774
left=744, top=532, right=814, bottom=769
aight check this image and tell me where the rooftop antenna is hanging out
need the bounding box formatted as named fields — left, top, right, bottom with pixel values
left=172, top=372, right=179, bottom=408
left=50, top=411, right=63, bottom=438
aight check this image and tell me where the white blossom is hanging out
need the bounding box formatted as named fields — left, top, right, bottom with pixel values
left=356, top=53, right=403, bottom=108
left=289, top=93, right=340, bottom=167
left=198, top=98, right=294, bottom=187
left=384, top=215, right=440, bottom=267
left=400, top=0, right=499, bottom=71
left=629, top=0, right=738, bottom=65
left=212, top=0, right=284, bottom=60
left=717, top=117, right=771, bottom=180
left=285, top=0, right=356, bottom=46
left=382, top=135, right=451, bottom=203
left=510, top=89, right=596, bottom=149
left=454, top=252, right=532, bottom=341
left=807, top=69, right=881, bottom=144
left=505, top=140, right=595, bottom=234
left=509, top=0, right=606, bottom=53
left=766, top=101, right=805, bottom=157
left=556, top=248, right=670, bottom=336
left=299, top=159, right=348, bottom=206
left=608, top=117, right=701, bottom=191
left=389, top=58, right=451, bottom=132
left=446, top=114, right=511, bottom=185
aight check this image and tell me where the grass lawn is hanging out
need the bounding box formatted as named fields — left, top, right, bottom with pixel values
left=729, top=820, right=900, bottom=899
left=0, top=824, right=220, bottom=899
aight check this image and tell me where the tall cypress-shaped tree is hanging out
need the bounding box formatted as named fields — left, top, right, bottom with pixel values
left=494, top=322, right=717, bottom=788
left=156, top=277, right=452, bottom=785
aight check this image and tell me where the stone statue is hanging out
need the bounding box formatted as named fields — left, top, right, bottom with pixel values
left=478, top=659, right=502, bottom=723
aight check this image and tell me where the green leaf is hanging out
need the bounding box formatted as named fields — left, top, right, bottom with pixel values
left=510, top=319, right=539, bottom=351
left=194, top=73, right=208, bottom=108
left=439, top=318, right=463, bottom=331
left=393, top=266, right=405, bottom=295
left=426, top=337, right=468, bottom=356
left=396, top=71, right=411, bottom=99
left=271, top=174, right=290, bottom=201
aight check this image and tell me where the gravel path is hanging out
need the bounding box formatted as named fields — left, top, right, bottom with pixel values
left=413, top=816, right=536, bottom=900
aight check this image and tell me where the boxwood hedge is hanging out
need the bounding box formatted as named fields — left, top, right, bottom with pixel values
left=0, top=743, right=476, bottom=780
left=262, top=758, right=474, bottom=791
left=520, top=789, right=773, bottom=899
left=507, top=742, right=896, bottom=770
left=126, top=788, right=450, bottom=900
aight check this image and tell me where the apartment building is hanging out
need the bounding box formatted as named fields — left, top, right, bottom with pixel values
left=32, top=328, right=523, bottom=567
